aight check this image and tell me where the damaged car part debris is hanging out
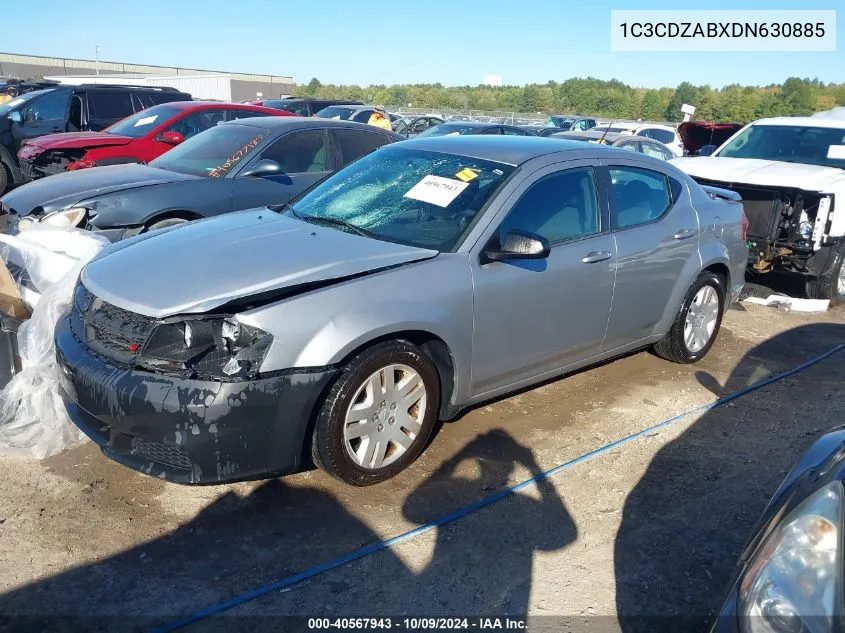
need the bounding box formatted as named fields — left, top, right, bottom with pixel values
left=55, top=136, right=748, bottom=486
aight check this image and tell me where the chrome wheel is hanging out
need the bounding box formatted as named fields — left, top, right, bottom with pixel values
left=684, top=285, right=720, bottom=353
left=838, top=261, right=845, bottom=298
left=343, top=363, right=427, bottom=470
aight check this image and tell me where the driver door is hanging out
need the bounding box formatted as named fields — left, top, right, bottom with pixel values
left=469, top=160, right=617, bottom=397
left=10, top=89, right=71, bottom=151
left=231, top=129, right=332, bottom=210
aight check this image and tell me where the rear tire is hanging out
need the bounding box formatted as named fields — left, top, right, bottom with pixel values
left=0, top=161, right=9, bottom=195
left=312, top=340, right=440, bottom=486
left=806, top=243, right=845, bottom=306
left=654, top=271, right=726, bottom=364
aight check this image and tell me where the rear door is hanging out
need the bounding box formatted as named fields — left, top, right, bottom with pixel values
left=470, top=160, right=616, bottom=396
left=84, top=90, right=135, bottom=130
left=231, top=128, right=331, bottom=209
left=10, top=88, right=72, bottom=149
left=600, top=159, right=700, bottom=350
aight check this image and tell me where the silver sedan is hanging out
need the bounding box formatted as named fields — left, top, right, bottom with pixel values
left=56, top=136, right=749, bottom=486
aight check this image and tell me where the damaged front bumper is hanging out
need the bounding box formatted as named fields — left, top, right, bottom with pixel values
left=55, top=314, right=337, bottom=484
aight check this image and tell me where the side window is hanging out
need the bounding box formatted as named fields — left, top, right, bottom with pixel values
left=333, top=129, right=392, bottom=165
left=68, top=95, right=83, bottom=130
left=617, top=141, right=639, bottom=152
left=640, top=142, right=671, bottom=161
left=352, top=110, right=374, bottom=124
left=502, top=127, right=523, bottom=136
left=652, top=129, right=676, bottom=144
left=498, top=167, right=600, bottom=245
left=408, top=118, right=430, bottom=134
left=260, top=130, right=328, bottom=173
left=88, top=91, right=134, bottom=120
left=479, top=127, right=501, bottom=135
left=227, top=109, right=272, bottom=121
left=21, top=90, right=69, bottom=122
left=609, top=166, right=672, bottom=230
left=168, top=109, right=227, bottom=140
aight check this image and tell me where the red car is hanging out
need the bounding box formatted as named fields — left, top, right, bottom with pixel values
left=16, top=101, right=293, bottom=181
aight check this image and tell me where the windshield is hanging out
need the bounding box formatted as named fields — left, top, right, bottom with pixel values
left=315, top=105, right=356, bottom=120
left=150, top=123, right=268, bottom=177
left=416, top=123, right=478, bottom=138
left=104, top=104, right=182, bottom=138
left=0, top=89, right=48, bottom=116
left=718, top=124, right=845, bottom=169
left=287, top=147, right=515, bottom=251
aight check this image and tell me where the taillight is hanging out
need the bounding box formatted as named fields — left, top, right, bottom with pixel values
left=66, top=157, right=96, bottom=171
left=741, top=211, right=749, bottom=241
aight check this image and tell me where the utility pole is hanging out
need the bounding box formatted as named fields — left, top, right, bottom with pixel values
left=94, top=45, right=100, bottom=76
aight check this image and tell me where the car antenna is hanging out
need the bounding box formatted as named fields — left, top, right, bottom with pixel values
left=598, top=121, right=613, bottom=145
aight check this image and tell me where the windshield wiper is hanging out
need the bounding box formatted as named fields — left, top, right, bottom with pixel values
left=268, top=201, right=294, bottom=214
left=295, top=214, right=377, bottom=239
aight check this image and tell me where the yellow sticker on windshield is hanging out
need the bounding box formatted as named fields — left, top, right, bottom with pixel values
left=455, top=168, right=479, bottom=182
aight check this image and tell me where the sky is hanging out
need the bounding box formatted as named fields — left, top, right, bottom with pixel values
left=2, top=0, right=842, bottom=89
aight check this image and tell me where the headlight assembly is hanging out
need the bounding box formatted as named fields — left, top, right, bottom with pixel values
left=137, top=317, right=272, bottom=381
left=739, top=481, right=843, bottom=633
left=19, top=207, right=88, bottom=232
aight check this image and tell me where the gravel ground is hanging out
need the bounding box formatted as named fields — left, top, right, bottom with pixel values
left=0, top=300, right=843, bottom=633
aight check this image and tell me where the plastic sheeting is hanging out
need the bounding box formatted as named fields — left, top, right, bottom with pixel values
left=0, top=225, right=110, bottom=459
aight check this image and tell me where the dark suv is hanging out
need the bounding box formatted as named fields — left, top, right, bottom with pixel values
left=250, top=98, right=364, bottom=117
left=0, top=84, right=192, bottom=193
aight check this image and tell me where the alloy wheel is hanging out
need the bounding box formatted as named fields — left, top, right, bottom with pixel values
left=684, top=285, right=720, bottom=353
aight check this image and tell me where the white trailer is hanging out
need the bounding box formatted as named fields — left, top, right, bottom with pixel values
left=43, top=74, right=232, bottom=101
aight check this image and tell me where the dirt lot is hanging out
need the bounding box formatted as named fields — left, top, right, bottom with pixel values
left=0, top=299, right=843, bottom=632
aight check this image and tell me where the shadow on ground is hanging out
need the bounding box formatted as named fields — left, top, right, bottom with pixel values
left=615, top=323, right=845, bottom=633
left=0, top=430, right=576, bottom=632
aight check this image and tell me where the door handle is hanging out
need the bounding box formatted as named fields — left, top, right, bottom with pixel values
left=673, top=228, right=697, bottom=240
left=581, top=250, right=612, bottom=264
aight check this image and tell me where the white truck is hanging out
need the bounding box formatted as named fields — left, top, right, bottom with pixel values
left=672, top=116, right=845, bottom=304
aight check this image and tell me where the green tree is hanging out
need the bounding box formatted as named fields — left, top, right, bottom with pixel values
left=664, top=82, right=700, bottom=121
left=302, top=77, right=322, bottom=97
left=640, top=90, right=662, bottom=120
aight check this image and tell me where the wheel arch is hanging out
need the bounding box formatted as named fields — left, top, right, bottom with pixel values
left=142, top=209, right=204, bottom=229
left=0, top=144, right=22, bottom=184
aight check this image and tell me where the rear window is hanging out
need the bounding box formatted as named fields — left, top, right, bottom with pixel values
left=315, top=106, right=356, bottom=120
left=643, top=128, right=676, bottom=144
left=88, top=91, right=134, bottom=120
left=105, top=104, right=182, bottom=138
left=264, top=100, right=310, bottom=116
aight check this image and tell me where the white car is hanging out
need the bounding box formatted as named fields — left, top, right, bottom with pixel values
left=592, top=123, right=683, bottom=157
left=671, top=117, right=845, bottom=304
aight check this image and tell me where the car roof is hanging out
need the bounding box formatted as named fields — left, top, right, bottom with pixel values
left=396, top=134, right=608, bottom=166
left=554, top=130, right=650, bottom=143
left=226, top=116, right=403, bottom=136
left=753, top=117, right=845, bottom=129
left=156, top=101, right=279, bottom=111
left=439, top=120, right=497, bottom=128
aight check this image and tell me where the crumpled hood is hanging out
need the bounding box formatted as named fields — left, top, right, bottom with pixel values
left=24, top=131, right=133, bottom=152
left=671, top=156, right=845, bottom=192
left=0, top=164, right=197, bottom=216
left=82, top=209, right=439, bottom=318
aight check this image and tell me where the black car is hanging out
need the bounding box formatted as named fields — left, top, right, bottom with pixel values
left=551, top=130, right=675, bottom=161
left=415, top=121, right=536, bottom=138
left=711, top=426, right=845, bottom=632
left=256, top=98, right=364, bottom=117
left=519, top=125, right=572, bottom=137
left=392, top=116, right=445, bottom=138
left=0, top=84, right=192, bottom=193
left=0, top=118, right=401, bottom=241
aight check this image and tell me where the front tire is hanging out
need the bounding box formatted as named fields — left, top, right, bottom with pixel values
left=312, top=340, right=440, bottom=486
left=654, top=271, right=726, bottom=364
left=0, top=161, right=9, bottom=195
left=806, top=243, right=845, bottom=306
left=145, top=217, right=189, bottom=233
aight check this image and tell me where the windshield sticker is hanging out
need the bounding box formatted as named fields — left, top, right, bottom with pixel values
left=827, top=145, right=845, bottom=159
left=208, top=135, right=264, bottom=178
left=455, top=168, right=478, bottom=182
left=404, top=175, right=469, bottom=208
left=134, top=115, right=158, bottom=127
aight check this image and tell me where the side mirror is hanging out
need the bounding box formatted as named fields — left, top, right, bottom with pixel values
left=698, top=144, right=717, bottom=157
left=484, top=230, right=551, bottom=262
left=156, top=131, right=184, bottom=146
left=8, top=111, right=22, bottom=124
left=240, top=159, right=284, bottom=178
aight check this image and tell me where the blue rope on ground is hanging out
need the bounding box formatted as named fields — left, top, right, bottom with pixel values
left=154, top=342, right=845, bottom=632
